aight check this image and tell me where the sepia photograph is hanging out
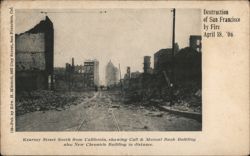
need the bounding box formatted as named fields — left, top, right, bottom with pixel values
left=15, top=8, right=202, bottom=131
left=1, top=0, right=249, bottom=155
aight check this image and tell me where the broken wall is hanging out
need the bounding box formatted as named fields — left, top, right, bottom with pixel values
left=16, top=33, right=46, bottom=70
left=15, top=16, right=54, bottom=91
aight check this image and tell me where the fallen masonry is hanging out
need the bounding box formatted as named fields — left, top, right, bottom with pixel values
left=16, top=90, right=94, bottom=116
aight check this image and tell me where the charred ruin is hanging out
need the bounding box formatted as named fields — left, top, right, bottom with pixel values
left=123, top=36, right=202, bottom=108
left=15, top=16, right=54, bottom=91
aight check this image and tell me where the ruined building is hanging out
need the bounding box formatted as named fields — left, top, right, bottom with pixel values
left=189, top=35, right=202, bottom=52
left=63, top=58, right=85, bottom=90
left=153, top=38, right=201, bottom=83
left=54, top=58, right=99, bottom=91
left=65, top=58, right=84, bottom=74
left=124, top=67, right=131, bottom=79
left=15, top=16, right=54, bottom=91
left=83, top=59, right=99, bottom=88
left=143, top=56, right=153, bottom=74
left=174, top=47, right=201, bottom=83
left=154, top=43, right=179, bottom=74
left=105, top=60, right=119, bottom=86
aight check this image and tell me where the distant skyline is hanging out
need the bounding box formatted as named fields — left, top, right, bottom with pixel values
left=16, top=9, right=201, bottom=85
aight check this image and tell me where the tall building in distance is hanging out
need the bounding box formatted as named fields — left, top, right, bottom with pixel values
left=189, top=35, right=202, bottom=52
left=105, top=60, right=119, bottom=86
left=83, top=59, right=99, bottom=88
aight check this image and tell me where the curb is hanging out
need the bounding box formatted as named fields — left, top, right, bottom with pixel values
left=157, top=105, right=202, bottom=122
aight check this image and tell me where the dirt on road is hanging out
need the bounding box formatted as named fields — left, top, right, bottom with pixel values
left=16, top=91, right=201, bottom=131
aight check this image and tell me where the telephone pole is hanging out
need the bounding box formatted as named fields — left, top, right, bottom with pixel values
left=170, top=8, right=176, bottom=106
left=118, top=64, right=123, bottom=93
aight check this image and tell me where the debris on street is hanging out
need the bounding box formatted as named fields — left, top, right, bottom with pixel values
left=16, top=90, right=94, bottom=116
left=145, top=111, right=164, bottom=117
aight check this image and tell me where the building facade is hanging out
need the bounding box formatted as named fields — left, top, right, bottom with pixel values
left=15, top=16, right=54, bottom=91
left=83, top=59, right=99, bottom=88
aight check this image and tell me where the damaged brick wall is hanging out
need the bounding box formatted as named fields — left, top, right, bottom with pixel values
left=16, top=33, right=46, bottom=70
left=15, top=16, right=54, bottom=91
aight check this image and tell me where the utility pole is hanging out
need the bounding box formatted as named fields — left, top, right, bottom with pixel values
left=118, top=64, right=123, bottom=94
left=170, top=8, right=176, bottom=106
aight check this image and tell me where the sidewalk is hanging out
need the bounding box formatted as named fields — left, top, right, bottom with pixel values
left=157, top=105, right=201, bottom=122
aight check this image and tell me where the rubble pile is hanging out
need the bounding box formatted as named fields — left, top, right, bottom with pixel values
left=16, top=90, right=93, bottom=116
left=172, top=83, right=201, bottom=113
left=123, top=81, right=201, bottom=114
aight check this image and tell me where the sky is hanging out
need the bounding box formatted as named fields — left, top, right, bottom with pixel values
left=16, top=9, right=201, bottom=85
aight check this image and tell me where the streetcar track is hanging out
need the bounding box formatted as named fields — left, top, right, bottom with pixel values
left=74, top=91, right=122, bottom=131
left=74, top=92, right=98, bottom=131
left=77, top=118, right=87, bottom=130
left=107, top=94, right=121, bottom=131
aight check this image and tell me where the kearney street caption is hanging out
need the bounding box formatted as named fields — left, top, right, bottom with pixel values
left=22, top=137, right=197, bottom=147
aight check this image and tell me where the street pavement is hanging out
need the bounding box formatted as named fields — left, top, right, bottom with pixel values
left=16, top=91, right=201, bottom=131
